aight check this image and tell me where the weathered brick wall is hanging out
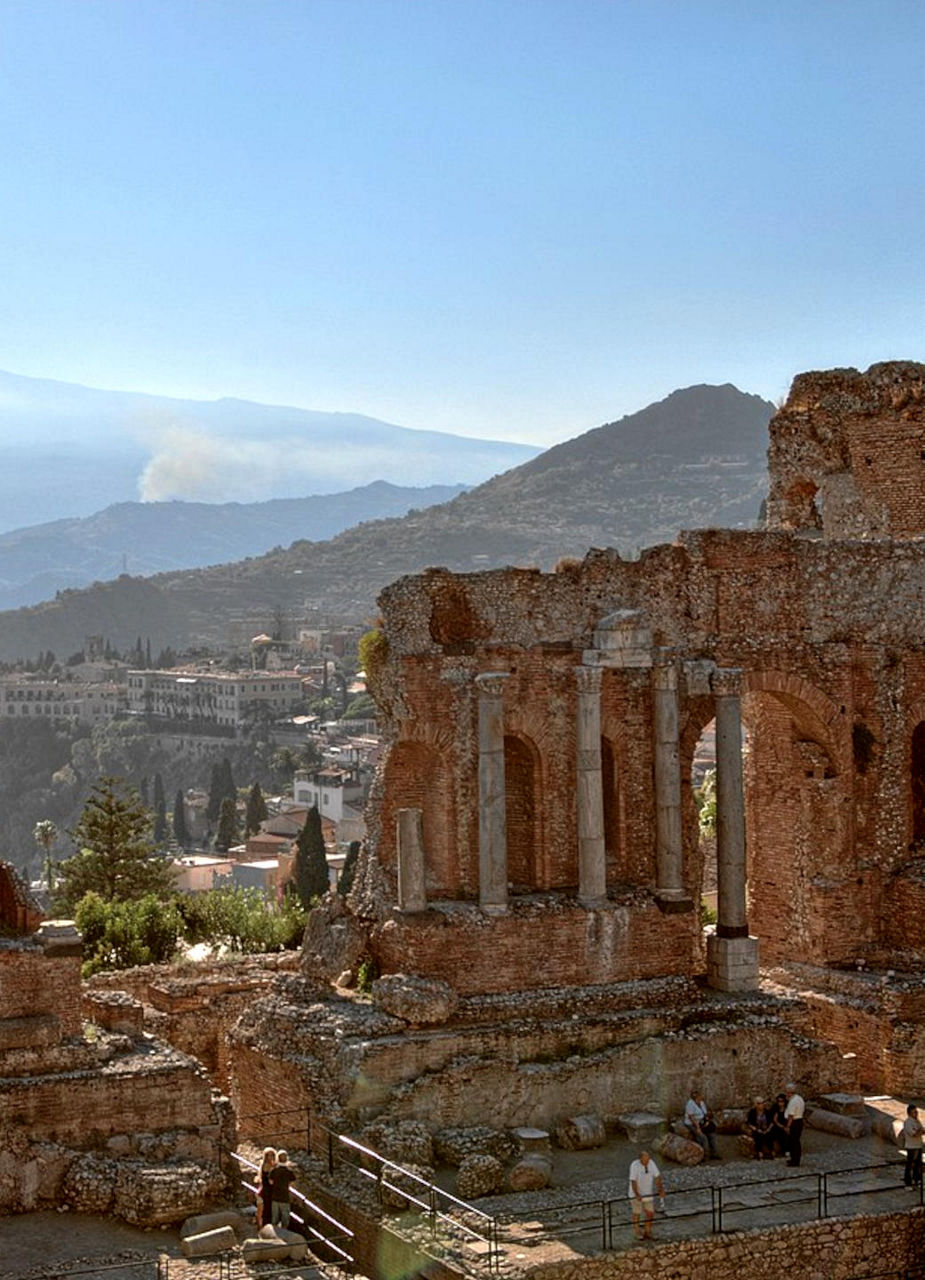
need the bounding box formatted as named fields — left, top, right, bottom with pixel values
left=766, top=361, right=925, bottom=539
left=0, top=945, right=82, bottom=1038
left=372, top=899, right=700, bottom=996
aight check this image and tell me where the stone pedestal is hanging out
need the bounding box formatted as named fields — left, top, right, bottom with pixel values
left=706, top=933, right=759, bottom=992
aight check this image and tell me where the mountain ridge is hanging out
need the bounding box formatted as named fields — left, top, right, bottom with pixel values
left=0, top=383, right=775, bottom=661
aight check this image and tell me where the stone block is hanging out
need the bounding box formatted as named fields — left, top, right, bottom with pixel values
left=181, top=1226, right=236, bottom=1258
left=615, top=1112, right=667, bottom=1145
left=657, top=1132, right=704, bottom=1166
left=508, top=1155, right=552, bottom=1191
left=706, top=934, right=759, bottom=992
left=371, top=973, right=457, bottom=1024
left=457, top=1154, right=504, bottom=1199
left=512, top=1127, right=551, bottom=1156
left=555, top=1114, right=606, bottom=1150
left=805, top=1107, right=866, bottom=1139
left=817, top=1092, right=866, bottom=1117
left=243, top=1236, right=293, bottom=1263
left=181, top=1210, right=245, bottom=1239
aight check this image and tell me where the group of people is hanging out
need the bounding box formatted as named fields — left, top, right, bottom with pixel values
left=255, top=1147, right=298, bottom=1229
left=743, top=1084, right=805, bottom=1166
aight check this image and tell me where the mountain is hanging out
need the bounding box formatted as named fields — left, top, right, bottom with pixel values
left=0, top=384, right=774, bottom=661
left=0, top=368, right=539, bottom=531
left=0, top=481, right=466, bottom=610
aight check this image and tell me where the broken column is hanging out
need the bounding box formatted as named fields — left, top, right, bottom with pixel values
left=652, top=651, right=688, bottom=908
left=476, top=672, right=509, bottom=914
left=707, top=666, right=758, bottom=991
left=575, top=664, right=606, bottom=907
left=396, top=807, right=426, bottom=912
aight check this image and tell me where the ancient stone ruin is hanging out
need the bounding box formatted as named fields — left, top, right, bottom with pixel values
left=0, top=861, right=234, bottom=1219
left=228, top=362, right=925, bottom=1156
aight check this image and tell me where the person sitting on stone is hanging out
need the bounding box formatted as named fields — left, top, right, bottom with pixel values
left=768, top=1093, right=789, bottom=1157
left=684, top=1088, right=719, bottom=1159
left=744, top=1097, right=773, bottom=1159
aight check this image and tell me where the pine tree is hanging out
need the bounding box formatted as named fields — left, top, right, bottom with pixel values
left=215, top=796, right=240, bottom=852
left=338, top=840, right=360, bottom=897
left=152, top=772, right=168, bottom=844
left=55, top=777, right=176, bottom=912
left=173, top=789, right=190, bottom=849
left=293, top=805, right=329, bottom=907
left=244, top=782, right=268, bottom=837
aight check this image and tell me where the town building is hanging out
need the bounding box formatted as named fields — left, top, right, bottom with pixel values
left=0, top=675, right=124, bottom=724
left=126, top=668, right=307, bottom=729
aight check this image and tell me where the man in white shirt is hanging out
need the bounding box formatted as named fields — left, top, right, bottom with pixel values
left=628, top=1150, right=665, bottom=1240
left=684, top=1089, right=719, bottom=1159
left=784, top=1083, right=805, bottom=1167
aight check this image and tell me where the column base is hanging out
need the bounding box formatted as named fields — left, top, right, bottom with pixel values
left=578, top=894, right=608, bottom=909
left=706, top=933, right=759, bottom=992
left=480, top=902, right=508, bottom=917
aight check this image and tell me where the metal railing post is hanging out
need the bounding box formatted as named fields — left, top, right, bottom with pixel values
left=819, top=1171, right=827, bottom=1218
left=328, top=1127, right=335, bottom=1175
left=429, top=1183, right=438, bottom=1236
left=602, top=1199, right=609, bottom=1251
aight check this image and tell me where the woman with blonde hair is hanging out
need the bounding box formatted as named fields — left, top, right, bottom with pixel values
left=256, top=1147, right=277, bottom=1227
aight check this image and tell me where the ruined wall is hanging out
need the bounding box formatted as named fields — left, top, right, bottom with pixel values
left=766, top=360, right=925, bottom=538
left=372, top=520, right=925, bottom=983
left=0, top=943, right=82, bottom=1039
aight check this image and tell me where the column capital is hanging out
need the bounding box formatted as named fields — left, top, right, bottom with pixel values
left=575, top=664, right=603, bottom=694
left=711, top=666, right=744, bottom=698
left=653, top=656, right=679, bottom=693
left=475, top=671, right=510, bottom=697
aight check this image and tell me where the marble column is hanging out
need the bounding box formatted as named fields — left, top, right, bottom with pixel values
left=707, top=666, right=758, bottom=991
left=396, top=807, right=426, bottom=913
left=576, top=665, right=607, bottom=907
left=653, top=651, right=686, bottom=905
left=476, top=672, right=509, bottom=914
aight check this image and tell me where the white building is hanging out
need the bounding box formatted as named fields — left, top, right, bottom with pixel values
left=0, top=676, right=124, bottom=724
left=127, top=669, right=307, bottom=728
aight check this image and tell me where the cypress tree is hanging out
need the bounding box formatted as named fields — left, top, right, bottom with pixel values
left=244, top=781, right=268, bottom=837
left=152, top=772, right=168, bottom=844
left=338, top=840, right=360, bottom=897
left=293, top=805, right=329, bottom=906
left=215, top=796, right=239, bottom=852
left=173, top=789, right=190, bottom=848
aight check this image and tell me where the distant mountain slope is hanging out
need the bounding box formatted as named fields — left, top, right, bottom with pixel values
left=0, top=384, right=774, bottom=660
left=0, top=481, right=466, bottom=610
left=0, top=368, right=539, bottom=530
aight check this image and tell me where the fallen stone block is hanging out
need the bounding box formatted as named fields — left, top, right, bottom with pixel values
left=181, top=1210, right=245, bottom=1239
left=508, top=1155, right=552, bottom=1191
left=181, top=1226, right=236, bottom=1258
left=512, top=1127, right=551, bottom=1156
left=243, top=1236, right=293, bottom=1263
left=805, top=1107, right=865, bottom=1139
left=457, top=1154, right=504, bottom=1199
left=556, top=1114, right=606, bottom=1150
left=714, top=1108, right=747, bottom=1134
left=657, top=1132, right=704, bottom=1166
left=615, top=1112, right=666, bottom=1145
left=817, top=1092, right=867, bottom=1117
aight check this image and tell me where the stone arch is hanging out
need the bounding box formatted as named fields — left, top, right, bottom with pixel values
left=504, top=733, right=541, bottom=893
left=381, top=736, right=462, bottom=899
left=741, top=672, right=848, bottom=964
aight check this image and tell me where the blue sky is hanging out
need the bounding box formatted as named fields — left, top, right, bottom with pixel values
left=1, top=0, right=923, bottom=447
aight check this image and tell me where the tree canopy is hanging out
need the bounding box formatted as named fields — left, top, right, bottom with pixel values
left=244, top=781, right=268, bottom=837
left=55, top=776, right=176, bottom=912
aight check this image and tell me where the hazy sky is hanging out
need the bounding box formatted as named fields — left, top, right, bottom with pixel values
left=2, top=0, right=923, bottom=447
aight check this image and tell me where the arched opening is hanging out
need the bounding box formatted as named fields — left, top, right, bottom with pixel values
left=382, top=740, right=462, bottom=898
left=691, top=718, right=718, bottom=926
left=911, top=722, right=925, bottom=845
left=505, top=734, right=539, bottom=893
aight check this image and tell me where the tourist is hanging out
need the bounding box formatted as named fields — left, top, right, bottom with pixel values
left=783, top=1083, right=805, bottom=1167
left=744, top=1097, right=773, bottom=1159
left=256, top=1147, right=277, bottom=1228
left=901, top=1103, right=923, bottom=1189
left=269, top=1149, right=297, bottom=1228
left=684, top=1088, right=719, bottom=1159
left=769, top=1093, right=789, bottom=1157
left=628, top=1149, right=665, bottom=1241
